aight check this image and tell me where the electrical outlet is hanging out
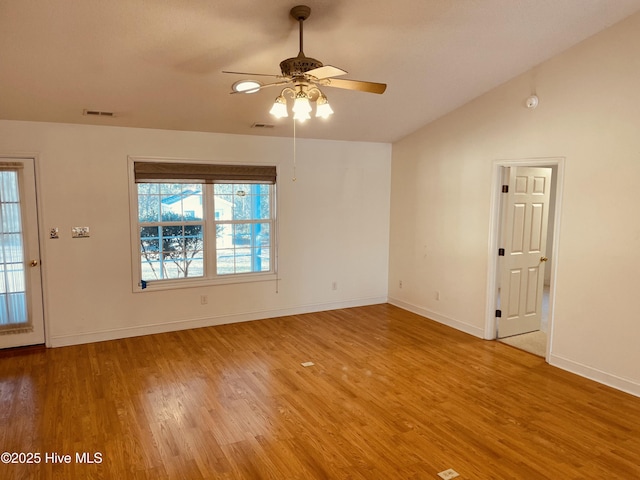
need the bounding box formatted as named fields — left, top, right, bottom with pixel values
left=399, top=280, right=403, bottom=288
left=71, top=226, right=90, bottom=238
left=435, top=290, right=440, bottom=301
left=437, top=469, right=460, bottom=480
left=200, top=295, right=208, bottom=305
left=49, top=228, right=59, bottom=239
left=332, top=281, right=338, bottom=291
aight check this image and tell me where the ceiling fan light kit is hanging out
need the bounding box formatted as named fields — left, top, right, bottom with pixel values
left=224, top=5, right=386, bottom=122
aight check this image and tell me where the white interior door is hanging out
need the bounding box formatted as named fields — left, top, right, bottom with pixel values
left=0, top=158, right=45, bottom=348
left=498, top=166, right=551, bottom=338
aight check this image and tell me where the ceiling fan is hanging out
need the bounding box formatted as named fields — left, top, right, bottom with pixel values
left=223, top=5, right=386, bottom=121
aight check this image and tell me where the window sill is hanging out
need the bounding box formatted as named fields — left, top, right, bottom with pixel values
left=133, top=272, right=278, bottom=293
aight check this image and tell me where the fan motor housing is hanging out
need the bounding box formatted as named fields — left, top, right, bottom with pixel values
left=280, top=54, right=323, bottom=77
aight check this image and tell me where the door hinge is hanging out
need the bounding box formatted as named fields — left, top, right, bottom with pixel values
left=501, top=185, right=509, bottom=193
left=495, top=309, right=502, bottom=318
left=498, top=248, right=505, bottom=256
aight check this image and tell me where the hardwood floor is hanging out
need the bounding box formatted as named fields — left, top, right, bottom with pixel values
left=1, top=304, right=639, bottom=479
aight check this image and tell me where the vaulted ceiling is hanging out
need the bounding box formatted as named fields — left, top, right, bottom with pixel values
left=1, top=0, right=639, bottom=142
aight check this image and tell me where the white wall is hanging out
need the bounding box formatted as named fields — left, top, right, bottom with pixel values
left=0, top=121, right=391, bottom=347
left=389, top=12, right=640, bottom=396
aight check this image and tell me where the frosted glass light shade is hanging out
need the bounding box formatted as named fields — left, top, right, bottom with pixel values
left=316, top=98, right=334, bottom=119
left=269, top=96, right=288, bottom=118
left=292, top=94, right=312, bottom=122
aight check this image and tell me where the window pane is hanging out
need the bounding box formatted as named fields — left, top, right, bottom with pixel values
left=187, top=258, right=204, bottom=277
left=213, top=184, right=234, bottom=221
left=0, top=172, right=19, bottom=202
left=256, top=223, right=270, bottom=246
left=234, top=247, right=252, bottom=273
left=140, top=226, right=160, bottom=280
left=138, top=194, right=160, bottom=222
left=140, top=226, right=159, bottom=238
left=215, top=221, right=271, bottom=275
left=160, top=184, right=203, bottom=222
left=182, top=184, right=203, bottom=221
left=214, top=184, right=233, bottom=195
left=6, top=264, right=25, bottom=292
left=216, top=247, right=235, bottom=275
left=256, top=193, right=270, bottom=220
left=257, top=250, right=270, bottom=271
left=137, top=183, right=159, bottom=195
left=233, top=224, right=251, bottom=245
left=0, top=293, right=27, bottom=326
left=161, top=259, right=183, bottom=279
left=233, top=185, right=252, bottom=220
left=161, top=197, right=177, bottom=221
left=213, top=183, right=270, bottom=221
left=254, top=223, right=270, bottom=271
left=254, top=184, right=269, bottom=195
left=137, top=183, right=203, bottom=223
left=140, top=237, right=159, bottom=254
left=1, top=234, right=23, bottom=263
left=160, top=184, right=181, bottom=195
left=141, top=260, right=161, bottom=281
left=2, top=203, right=22, bottom=233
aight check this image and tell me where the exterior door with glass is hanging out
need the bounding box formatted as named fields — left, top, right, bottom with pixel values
left=0, top=158, right=44, bottom=348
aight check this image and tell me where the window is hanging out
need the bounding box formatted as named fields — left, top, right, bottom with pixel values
left=130, top=160, right=276, bottom=290
left=138, top=183, right=204, bottom=281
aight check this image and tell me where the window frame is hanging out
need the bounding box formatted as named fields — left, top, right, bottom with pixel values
left=128, top=157, right=278, bottom=292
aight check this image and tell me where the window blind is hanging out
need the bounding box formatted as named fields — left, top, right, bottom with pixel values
left=134, top=162, right=276, bottom=184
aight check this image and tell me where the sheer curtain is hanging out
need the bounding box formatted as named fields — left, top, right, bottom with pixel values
left=0, top=168, right=28, bottom=330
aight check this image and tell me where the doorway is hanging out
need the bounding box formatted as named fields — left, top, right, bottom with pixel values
left=0, top=157, right=45, bottom=349
left=485, top=158, right=564, bottom=359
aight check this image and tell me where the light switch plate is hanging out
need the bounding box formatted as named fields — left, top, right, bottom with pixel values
left=72, top=226, right=90, bottom=238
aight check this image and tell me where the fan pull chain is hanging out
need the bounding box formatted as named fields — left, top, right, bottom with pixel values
left=292, top=118, right=297, bottom=182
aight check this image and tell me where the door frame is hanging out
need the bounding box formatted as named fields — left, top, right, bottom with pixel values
left=0, top=153, right=48, bottom=347
left=484, top=157, right=565, bottom=360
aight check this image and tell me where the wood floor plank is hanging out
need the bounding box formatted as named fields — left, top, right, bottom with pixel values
left=1, top=304, right=639, bottom=479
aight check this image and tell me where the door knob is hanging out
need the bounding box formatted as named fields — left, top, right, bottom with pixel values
left=30, top=260, right=38, bottom=267
left=540, top=256, right=548, bottom=262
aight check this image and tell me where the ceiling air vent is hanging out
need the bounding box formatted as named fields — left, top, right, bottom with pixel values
left=83, top=109, right=115, bottom=117
left=251, top=122, right=275, bottom=129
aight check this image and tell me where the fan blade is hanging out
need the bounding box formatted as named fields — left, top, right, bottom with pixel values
left=324, top=78, right=387, bottom=94
left=306, top=65, right=348, bottom=80
left=229, top=79, right=292, bottom=94
left=223, top=70, right=283, bottom=78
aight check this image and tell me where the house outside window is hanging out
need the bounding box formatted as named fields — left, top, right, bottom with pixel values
left=129, top=159, right=277, bottom=291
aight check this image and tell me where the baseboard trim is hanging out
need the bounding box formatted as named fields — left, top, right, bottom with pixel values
left=388, top=297, right=484, bottom=338
left=388, top=298, right=640, bottom=398
left=48, top=296, right=388, bottom=348
left=549, top=353, right=640, bottom=398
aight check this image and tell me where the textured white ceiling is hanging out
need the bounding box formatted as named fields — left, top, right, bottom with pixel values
left=1, top=0, right=639, bottom=142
